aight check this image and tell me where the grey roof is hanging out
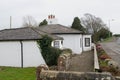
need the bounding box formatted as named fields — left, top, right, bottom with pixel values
left=37, top=24, right=83, bottom=34
left=0, top=27, right=63, bottom=41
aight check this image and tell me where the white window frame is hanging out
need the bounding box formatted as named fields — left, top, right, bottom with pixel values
left=54, top=40, right=60, bottom=48
left=85, top=38, right=90, bottom=47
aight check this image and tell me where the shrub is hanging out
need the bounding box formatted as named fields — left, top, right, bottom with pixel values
left=37, top=35, right=62, bottom=66
left=62, top=48, right=72, bottom=54
left=99, top=54, right=111, bottom=60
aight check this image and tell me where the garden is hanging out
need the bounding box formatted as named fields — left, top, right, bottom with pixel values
left=96, top=44, right=120, bottom=76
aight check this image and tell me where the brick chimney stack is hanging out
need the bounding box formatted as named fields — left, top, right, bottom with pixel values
left=47, top=14, right=58, bottom=24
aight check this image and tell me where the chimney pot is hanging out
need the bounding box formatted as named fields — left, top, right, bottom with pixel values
left=48, top=15, right=50, bottom=19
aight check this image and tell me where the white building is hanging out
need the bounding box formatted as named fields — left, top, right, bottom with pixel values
left=38, top=24, right=92, bottom=54
left=0, top=15, right=92, bottom=67
left=0, top=27, right=63, bottom=67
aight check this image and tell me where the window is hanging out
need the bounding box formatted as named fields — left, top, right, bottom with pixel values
left=85, top=38, right=90, bottom=47
left=54, top=41, right=60, bottom=48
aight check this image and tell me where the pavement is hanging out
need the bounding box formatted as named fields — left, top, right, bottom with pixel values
left=100, top=37, right=120, bottom=68
left=68, top=51, right=94, bottom=72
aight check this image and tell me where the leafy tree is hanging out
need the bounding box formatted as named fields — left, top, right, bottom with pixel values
left=71, top=17, right=85, bottom=33
left=39, top=19, right=48, bottom=26
left=97, top=28, right=112, bottom=41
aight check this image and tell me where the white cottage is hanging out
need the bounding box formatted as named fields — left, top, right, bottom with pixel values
left=0, top=27, right=63, bottom=67
left=37, top=24, right=92, bottom=54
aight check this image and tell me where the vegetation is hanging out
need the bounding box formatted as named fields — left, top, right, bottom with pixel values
left=101, top=37, right=114, bottom=42
left=22, top=16, right=37, bottom=27
left=39, top=19, right=48, bottom=26
left=71, top=17, right=85, bottom=33
left=0, top=67, right=36, bottom=80
left=96, top=44, right=120, bottom=75
left=37, top=35, right=62, bottom=66
left=81, top=13, right=112, bottom=42
left=97, top=28, right=112, bottom=41
left=114, top=34, right=120, bottom=37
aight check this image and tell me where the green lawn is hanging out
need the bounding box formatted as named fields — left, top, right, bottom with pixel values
left=102, top=37, right=114, bottom=42
left=0, top=67, right=36, bottom=80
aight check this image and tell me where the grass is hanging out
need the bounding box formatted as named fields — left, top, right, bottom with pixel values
left=102, top=37, right=114, bottom=42
left=0, top=67, right=36, bottom=80
left=99, top=60, right=108, bottom=67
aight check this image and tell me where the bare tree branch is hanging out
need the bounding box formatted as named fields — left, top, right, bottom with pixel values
left=22, top=16, right=37, bottom=27
left=81, top=13, right=106, bottom=34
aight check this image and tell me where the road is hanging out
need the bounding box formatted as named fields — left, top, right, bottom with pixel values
left=100, top=38, right=120, bottom=67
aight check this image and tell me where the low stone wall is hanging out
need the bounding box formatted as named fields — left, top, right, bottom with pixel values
left=36, top=65, right=116, bottom=80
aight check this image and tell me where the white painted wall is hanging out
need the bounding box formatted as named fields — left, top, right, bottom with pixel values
left=22, top=41, right=46, bottom=67
left=0, top=41, right=46, bottom=67
left=57, top=34, right=82, bottom=54
left=47, top=18, right=58, bottom=24
left=83, top=35, right=92, bottom=51
left=0, top=41, right=21, bottom=67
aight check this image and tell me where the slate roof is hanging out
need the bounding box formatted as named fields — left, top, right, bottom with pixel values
left=0, top=27, right=63, bottom=41
left=37, top=24, right=83, bottom=34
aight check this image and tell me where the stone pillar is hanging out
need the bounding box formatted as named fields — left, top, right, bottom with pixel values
left=36, top=64, right=49, bottom=80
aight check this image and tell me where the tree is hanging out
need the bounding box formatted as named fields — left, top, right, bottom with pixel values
left=71, top=17, right=85, bottom=33
left=81, top=13, right=107, bottom=42
left=96, top=28, right=110, bottom=41
left=39, top=19, right=48, bottom=26
left=81, top=13, right=106, bottom=34
left=22, top=16, right=37, bottom=27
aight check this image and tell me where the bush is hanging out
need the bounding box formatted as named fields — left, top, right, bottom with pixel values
left=37, top=35, right=62, bottom=66
left=62, top=48, right=72, bottom=54
left=99, top=54, right=111, bottom=60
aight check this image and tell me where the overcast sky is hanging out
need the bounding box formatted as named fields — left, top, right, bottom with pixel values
left=0, top=0, right=119, bottom=34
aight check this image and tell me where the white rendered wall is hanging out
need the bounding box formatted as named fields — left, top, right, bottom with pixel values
left=0, top=41, right=46, bottom=67
left=22, top=41, right=46, bottom=67
left=83, top=35, right=92, bottom=51
left=0, top=41, right=21, bottom=67
left=47, top=18, right=58, bottom=24
left=57, top=34, right=82, bottom=54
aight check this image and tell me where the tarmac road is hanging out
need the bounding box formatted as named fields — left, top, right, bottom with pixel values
left=100, top=38, right=120, bottom=67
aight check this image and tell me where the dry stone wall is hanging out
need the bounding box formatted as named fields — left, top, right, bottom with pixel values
left=36, top=65, right=116, bottom=80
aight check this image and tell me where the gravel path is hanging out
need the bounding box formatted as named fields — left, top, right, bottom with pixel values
left=68, top=51, right=94, bottom=72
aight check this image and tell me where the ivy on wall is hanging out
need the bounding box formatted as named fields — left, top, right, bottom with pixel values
left=37, top=35, right=62, bottom=66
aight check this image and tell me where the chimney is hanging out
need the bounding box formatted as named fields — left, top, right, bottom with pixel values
left=47, top=14, right=58, bottom=24
left=48, top=15, right=50, bottom=19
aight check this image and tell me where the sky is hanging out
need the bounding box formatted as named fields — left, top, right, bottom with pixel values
left=0, top=0, right=119, bottom=34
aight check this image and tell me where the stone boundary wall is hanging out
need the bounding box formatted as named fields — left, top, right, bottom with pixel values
left=36, top=65, right=116, bottom=80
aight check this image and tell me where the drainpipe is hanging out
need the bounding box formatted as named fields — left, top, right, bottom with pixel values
left=20, top=41, right=23, bottom=68
left=81, top=35, right=84, bottom=52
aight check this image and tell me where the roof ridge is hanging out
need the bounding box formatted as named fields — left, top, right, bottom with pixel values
left=57, top=24, right=83, bottom=32
left=29, top=27, right=46, bottom=36
left=0, top=27, right=30, bottom=32
left=30, top=27, right=63, bottom=39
